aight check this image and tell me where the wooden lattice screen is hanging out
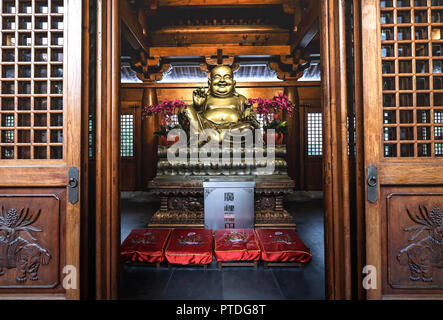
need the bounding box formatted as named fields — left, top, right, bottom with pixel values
left=0, top=0, right=64, bottom=160
left=381, top=0, right=443, bottom=157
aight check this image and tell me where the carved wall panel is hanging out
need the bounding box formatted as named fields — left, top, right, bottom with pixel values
left=0, top=190, right=63, bottom=291
left=386, top=192, right=443, bottom=290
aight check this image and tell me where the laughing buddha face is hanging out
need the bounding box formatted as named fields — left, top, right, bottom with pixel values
left=209, top=65, right=236, bottom=97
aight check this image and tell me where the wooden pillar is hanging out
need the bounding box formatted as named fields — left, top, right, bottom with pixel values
left=95, top=0, right=120, bottom=300
left=321, top=0, right=352, bottom=300
left=141, top=86, right=159, bottom=188
left=284, top=86, right=300, bottom=187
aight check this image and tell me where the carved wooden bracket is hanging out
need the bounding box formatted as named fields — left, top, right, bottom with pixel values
left=133, top=51, right=171, bottom=82
left=205, top=54, right=235, bottom=67
left=269, top=49, right=310, bottom=80
left=201, top=48, right=237, bottom=73
left=200, top=51, right=239, bottom=74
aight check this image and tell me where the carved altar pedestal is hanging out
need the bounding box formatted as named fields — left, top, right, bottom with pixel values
left=148, top=176, right=295, bottom=228
left=148, top=146, right=296, bottom=228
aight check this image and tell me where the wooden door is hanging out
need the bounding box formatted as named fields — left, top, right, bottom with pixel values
left=362, top=0, right=443, bottom=299
left=0, top=0, right=82, bottom=299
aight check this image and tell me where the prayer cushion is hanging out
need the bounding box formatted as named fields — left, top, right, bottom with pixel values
left=121, top=228, right=172, bottom=264
left=214, top=229, right=260, bottom=262
left=165, top=228, right=213, bottom=265
left=255, top=229, right=312, bottom=263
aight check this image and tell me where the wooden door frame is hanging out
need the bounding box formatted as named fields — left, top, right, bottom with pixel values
left=94, top=0, right=121, bottom=300
left=320, top=0, right=355, bottom=299
left=93, top=0, right=357, bottom=300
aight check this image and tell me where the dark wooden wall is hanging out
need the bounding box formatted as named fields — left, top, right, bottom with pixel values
left=119, top=82, right=322, bottom=191
left=120, top=89, right=143, bottom=191
left=298, top=86, right=323, bottom=190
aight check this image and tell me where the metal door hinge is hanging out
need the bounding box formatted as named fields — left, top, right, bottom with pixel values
left=367, top=164, right=378, bottom=204
left=68, top=167, right=79, bottom=205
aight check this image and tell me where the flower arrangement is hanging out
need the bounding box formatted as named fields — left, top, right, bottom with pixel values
left=248, top=92, right=296, bottom=145
left=142, top=99, right=187, bottom=145
left=247, top=92, right=296, bottom=118
left=142, top=99, right=187, bottom=118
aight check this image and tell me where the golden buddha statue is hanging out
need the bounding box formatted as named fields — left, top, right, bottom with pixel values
left=180, top=65, right=260, bottom=143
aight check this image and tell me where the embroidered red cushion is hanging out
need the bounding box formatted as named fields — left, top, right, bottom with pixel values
left=121, top=228, right=172, bottom=264
left=214, top=229, right=260, bottom=262
left=165, top=228, right=213, bottom=265
left=255, top=229, right=312, bottom=263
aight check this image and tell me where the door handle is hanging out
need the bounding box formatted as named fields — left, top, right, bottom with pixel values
left=68, top=166, right=79, bottom=205
left=367, top=164, right=378, bottom=204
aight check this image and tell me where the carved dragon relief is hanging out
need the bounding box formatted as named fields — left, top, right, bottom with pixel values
left=168, top=196, right=203, bottom=213
left=397, top=205, right=443, bottom=282
left=0, top=206, right=51, bottom=283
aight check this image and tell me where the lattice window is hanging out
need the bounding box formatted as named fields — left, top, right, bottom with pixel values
left=380, top=0, right=443, bottom=158
left=0, top=0, right=64, bottom=160
left=120, top=114, right=134, bottom=158
left=307, top=112, right=323, bottom=156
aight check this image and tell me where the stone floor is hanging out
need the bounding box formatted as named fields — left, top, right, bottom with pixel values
left=120, top=193, right=325, bottom=300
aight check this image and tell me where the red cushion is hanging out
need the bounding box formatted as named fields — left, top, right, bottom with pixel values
left=121, top=228, right=172, bottom=263
left=214, top=229, right=260, bottom=262
left=165, top=228, right=213, bottom=265
left=255, top=229, right=312, bottom=263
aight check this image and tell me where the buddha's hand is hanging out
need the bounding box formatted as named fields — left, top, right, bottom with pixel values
left=193, top=87, right=207, bottom=107
left=243, top=107, right=252, bottom=118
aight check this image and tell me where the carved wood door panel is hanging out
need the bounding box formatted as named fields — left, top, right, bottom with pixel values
left=0, top=0, right=82, bottom=299
left=362, top=0, right=443, bottom=299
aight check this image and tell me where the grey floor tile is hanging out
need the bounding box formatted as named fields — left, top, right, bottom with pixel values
left=162, top=270, right=223, bottom=300
left=120, top=265, right=172, bottom=300
left=222, top=269, right=284, bottom=300
left=272, top=269, right=325, bottom=300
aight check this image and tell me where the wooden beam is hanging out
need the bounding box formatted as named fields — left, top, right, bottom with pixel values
left=149, top=45, right=291, bottom=58
left=121, top=23, right=143, bottom=51
left=120, top=0, right=150, bottom=53
left=121, top=80, right=321, bottom=89
left=292, top=0, right=320, bottom=49
left=152, top=25, right=288, bottom=34
left=158, top=0, right=288, bottom=6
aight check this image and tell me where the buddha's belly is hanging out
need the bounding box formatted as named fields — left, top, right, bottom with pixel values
left=203, top=108, right=240, bottom=124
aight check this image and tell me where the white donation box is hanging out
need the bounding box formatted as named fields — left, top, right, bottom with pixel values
left=203, top=181, right=255, bottom=230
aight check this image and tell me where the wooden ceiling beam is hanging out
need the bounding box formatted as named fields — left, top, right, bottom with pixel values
left=291, top=0, right=319, bottom=50
left=149, top=45, right=291, bottom=58
left=121, top=24, right=142, bottom=51
left=121, top=0, right=150, bottom=53
left=153, top=25, right=288, bottom=34
left=157, top=0, right=289, bottom=7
